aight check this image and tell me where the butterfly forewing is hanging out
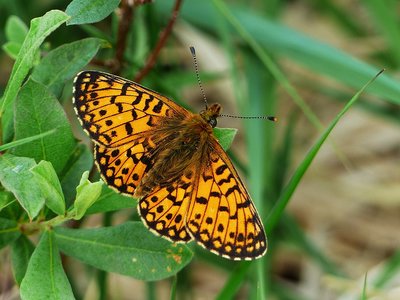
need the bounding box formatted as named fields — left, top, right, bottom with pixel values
left=73, top=71, right=188, bottom=147
left=73, top=70, right=268, bottom=260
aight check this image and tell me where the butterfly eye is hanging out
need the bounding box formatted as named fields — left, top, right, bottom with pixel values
left=209, top=117, right=217, bottom=128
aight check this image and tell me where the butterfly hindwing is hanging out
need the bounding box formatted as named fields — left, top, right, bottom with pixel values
left=138, top=167, right=196, bottom=242
left=94, top=136, right=157, bottom=195
left=186, top=140, right=267, bottom=260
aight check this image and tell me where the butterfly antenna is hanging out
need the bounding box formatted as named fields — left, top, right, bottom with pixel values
left=219, top=114, right=278, bottom=122
left=190, top=46, right=277, bottom=122
left=190, top=46, right=209, bottom=109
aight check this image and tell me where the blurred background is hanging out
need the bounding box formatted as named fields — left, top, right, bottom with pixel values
left=1, top=0, right=400, bottom=299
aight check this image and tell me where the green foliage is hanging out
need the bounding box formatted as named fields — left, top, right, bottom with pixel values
left=30, top=161, right=65, bottom=215
left=2, top=16, right=28, bottom=59
left=20, top=231, right=75, bottom=300
left=0, top=154, right=46, bottom=219
left=54, top=222, right=193, bottom=281
left=65, top=0, right=121, bottom=25
left=31, top=37, right=108, bottom=96
left=1, top=10, right=70, bottom=143
left=213, top=127, right=237, bottom=151
left=12, top=79, right=76, bottom=174
left=0, top=0, right=399, bottom=299
left=71, top=171, right=102, bottom=220
left=0, top=217, right=20, bottom=249
left=11, top=235, right=35, bottom=285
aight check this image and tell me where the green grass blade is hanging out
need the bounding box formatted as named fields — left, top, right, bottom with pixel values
left=373, top=250, right=400, bottom=288
left=170, top=275, right=177, bottom=300
left=361, top=273, right=368, bottom=300
left=265, top=70, right=384, bottom=232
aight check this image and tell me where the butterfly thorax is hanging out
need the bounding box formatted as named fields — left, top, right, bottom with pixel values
left=134, top=105, right=220, bottom=197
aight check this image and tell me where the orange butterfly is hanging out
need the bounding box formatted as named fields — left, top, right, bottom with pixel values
left=73, top=70, right=267, bottom=260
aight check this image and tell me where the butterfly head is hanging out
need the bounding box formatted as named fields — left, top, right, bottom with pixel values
left=200, top=103, right=221, bottom=128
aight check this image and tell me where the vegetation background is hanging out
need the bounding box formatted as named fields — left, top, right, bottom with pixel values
left=0, top=0, right=399, bottom=299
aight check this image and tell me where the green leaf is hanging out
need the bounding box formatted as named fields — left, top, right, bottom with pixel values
left=30, top=161, right=65, bottom=215
left=12, top=79, right=76, bottom=174
left=72, top=171, right=103, bottom=220
left=11, top=235, right=35, bottom=285
left=20, top=231, right=74, bottom=300
left=0, top=10, right=69, bottom=142
left=0, top=196, right=22, bottom=220
left=213, top=127, right=237, bottom=151
left=54, top=222, right=193, bottom=281
left=2, top=41, right=21, bottom=59
left=86, top=184, right=135, bottom=215
left=0, top=154, right=45, bottom=219
left=5, top=15, right=28, bottom=44
left=66, top=0, right=121, bottom=25
left=0, top=190, right=15, bottom=212
left=31, top=37, right=108, bottom=96
left=60, top=144, right=93, bottom=205
left=0, top=218, right=20, bottom=250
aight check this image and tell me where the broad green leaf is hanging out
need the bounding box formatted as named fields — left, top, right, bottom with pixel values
left=20, top=231, right=74, bottom=300
left=30, top=161, right=65, bottom=215
left=2, top=41, right=21, bottom=59
left=0, top=154, right=45, bottom=219
left=0, top=10, right=69, bottom=142
left=66, top=0, right=121, bottom=25
left=31, top=37, right=108, bottom=96
left=86, top=184, right=135, bottom=215
left=11, top=235, right=35, bottom=285
left=214, top=127, right=237, bottom=151
left=5, top=15, right=28, bottom=44
left=12, top=79, right=76, bottom=174
left=72, top=171, right=103, bottom=220
left=60, top=144, right=93, bottom=205
left=0, top=218, right=20, bottom=250
left=54, top=222, right=193, bottom=281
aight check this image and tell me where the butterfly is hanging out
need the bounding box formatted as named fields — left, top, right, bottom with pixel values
left=72, top=70, right=267, bottom=260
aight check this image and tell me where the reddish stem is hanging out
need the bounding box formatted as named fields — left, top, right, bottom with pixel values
left=113, top=0, right=135, bottom=74
left=134, top=0, right=184, bottom=82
